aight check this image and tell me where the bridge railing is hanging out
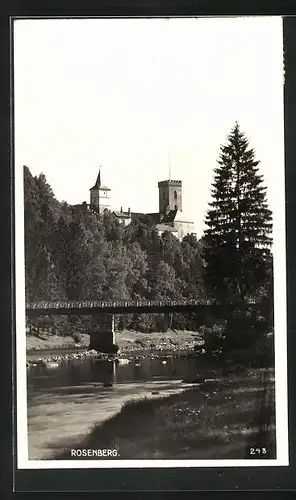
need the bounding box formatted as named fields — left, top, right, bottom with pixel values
left=25, top=297, right=258, bottom=311
left=26, top=299, right=214, bottom=309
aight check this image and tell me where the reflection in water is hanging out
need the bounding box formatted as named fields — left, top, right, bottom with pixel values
left=27, top=356, right=211, bottom=397
left=28, top=358, right=198, bottom=400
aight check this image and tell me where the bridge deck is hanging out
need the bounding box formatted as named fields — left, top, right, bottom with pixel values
left=25, top=299, right=257, bottom=317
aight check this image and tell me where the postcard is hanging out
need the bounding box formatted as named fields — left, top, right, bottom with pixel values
left=13, top=16, right=288, bottom=470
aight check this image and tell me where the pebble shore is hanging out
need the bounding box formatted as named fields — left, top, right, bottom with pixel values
left=26, top=349, right=104, bottom=367
left=26, top=346, right=205, bottom=367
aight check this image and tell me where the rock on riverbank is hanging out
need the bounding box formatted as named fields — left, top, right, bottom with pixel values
left=26, top=349, right=100, bottom=367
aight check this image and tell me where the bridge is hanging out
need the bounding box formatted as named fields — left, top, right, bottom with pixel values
left=25, top=298, right=257, bottom=353
left=25, top=298, right=224, bottom=317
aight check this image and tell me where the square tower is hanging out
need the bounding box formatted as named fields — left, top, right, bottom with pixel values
left=158, top=180, right=182, bottom=215
left=89, top=170, right=111, bottom=213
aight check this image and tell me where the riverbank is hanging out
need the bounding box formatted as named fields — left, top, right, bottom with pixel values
left=56, top=368, right=275, bottom=460
left=26, top=332, right=90, bottom=351
left=28, top=377, right=198, bottom=460
left=26, top=329, right=204, bottom=354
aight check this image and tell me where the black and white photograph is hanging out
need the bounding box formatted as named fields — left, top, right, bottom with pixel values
left=14, top=16, right=288, bottom=468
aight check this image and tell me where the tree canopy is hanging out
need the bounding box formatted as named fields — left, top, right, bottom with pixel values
left=203, top=123, right=273, bottom=302
left=24, top=166, right=205, bottom=332
left=24, top=123, right=274, bottom=344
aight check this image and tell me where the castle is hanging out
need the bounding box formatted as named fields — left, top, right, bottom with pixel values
left=88, top=169, right=195, bottom=240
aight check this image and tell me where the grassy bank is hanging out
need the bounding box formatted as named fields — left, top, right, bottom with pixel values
left=56, top=368, right=275, bottom=460
left=26, top=332, right=90, bottom=351
left=26, top=329, right=203, bottom=352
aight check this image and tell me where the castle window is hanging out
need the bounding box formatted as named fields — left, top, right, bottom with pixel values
left=174, top=190, right=177, bottom=199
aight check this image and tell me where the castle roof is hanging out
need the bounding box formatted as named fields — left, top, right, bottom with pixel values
left=90, top=169, right=111, bottom=191
left=113, top=210, right=131, bottom=219
left=145, top=212, right=161, bottom=224
left=130, top=212, right=149, bottom=222
left=162, top=209, right=177, bottom=223
left=162, top=209, right=194, bottom=224
left=130, top=212, right=161, bottom=224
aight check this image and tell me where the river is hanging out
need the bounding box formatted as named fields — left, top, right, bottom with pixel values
left=27, top=351, right=211, bottom=460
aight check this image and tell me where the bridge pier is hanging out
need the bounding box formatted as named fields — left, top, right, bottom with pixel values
left=162, top=312, right=173, bottom=332
left=89, top=314, right=116, bottom=353
left=162, top=313, right=169, bottom=332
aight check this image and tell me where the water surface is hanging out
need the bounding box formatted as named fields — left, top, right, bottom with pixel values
left=27, top=355, right=208, bottom=459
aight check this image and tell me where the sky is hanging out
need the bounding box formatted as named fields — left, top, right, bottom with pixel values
left=14, top=17, right=285, bottom=238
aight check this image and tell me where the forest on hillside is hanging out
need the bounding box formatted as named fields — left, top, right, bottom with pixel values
left=24, top=124, right=274, bottom=355
left=24, top=165, right=206, bottom=333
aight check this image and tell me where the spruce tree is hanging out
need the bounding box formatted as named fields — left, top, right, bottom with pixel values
left=203, top=123, right=273, bottom=301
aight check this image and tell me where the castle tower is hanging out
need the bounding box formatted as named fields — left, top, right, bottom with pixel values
left=89, top=168, right=111, bottom=213
left=158, top=179, right=183, bottom=215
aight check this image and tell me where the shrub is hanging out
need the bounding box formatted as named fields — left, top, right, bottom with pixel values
left=202, top=322, right=227, bottom=355
left=72, top=332, right=83, bottom=343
